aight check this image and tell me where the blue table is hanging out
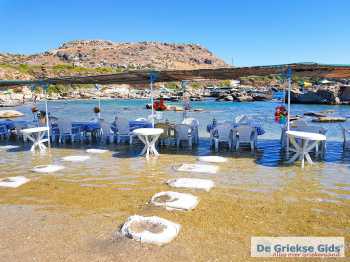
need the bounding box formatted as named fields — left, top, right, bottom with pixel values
left=0, top=120, right=33, bottom=130
left=129, top=120, right=152, bottom=131
left=111, top=120, right=152, bottom=133
left=72, top=122, right=101, bottom=132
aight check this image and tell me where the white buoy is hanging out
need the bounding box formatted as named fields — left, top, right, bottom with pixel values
left=167, top=178, right=214, bottom=192
left=120, top=215, right=181, bottom=246
left=61, top=155, right=90, bottom=162
left=198, top=156, right=227, bottom=163
left=176, top=163, right=218, bottom=174
left=151, top=191, right=199, bottom=211
left=0, top=145, right=20, bottom=150
left=0, top=176, right=30, bottom=188
left=86, top=149, right=108, bottom=154
left=32, top=164, right=65, bottom=174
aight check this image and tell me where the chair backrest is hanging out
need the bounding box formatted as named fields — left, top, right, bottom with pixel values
left=14, top=122, right=28, bottom=130
left=235, top=125, right=254, bottom=142
left=214, top=123, right=232, bottom=141
left=340, top=125, right=349, bottom=143
left=182, top=118, right=199, bottom=128
left=57, top=120, right=72, bottom=135
left=0, top=124, right=7, bottom=134
left=235, top=115, right=249, bottom=124
left=175, top=124, right=192, bottom=140
left=155, top=123, right=170, bottom=138
left=155, top=111, right=163, bottom=120
left=99, top=120, right=111, bottom=135
left=115, top=117, right=130, bottom=134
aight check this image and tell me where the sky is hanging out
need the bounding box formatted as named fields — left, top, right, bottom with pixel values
left=0, top=0, right=349, bottom=66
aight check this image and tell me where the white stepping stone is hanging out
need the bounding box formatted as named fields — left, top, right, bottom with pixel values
left=61, top=155, right=90, bottom=162
left=121, top=215, right=181, bottom=246
left=86, top=149, right=108, bottom=154
left=198, top=156, right=227, bottom=163
left=32, top=164, right=65, bottom=174
left=0, top=176, right=30, bottom=188
left=151, top=191, right=199, bottom=211
left=167, top=178, right=214, bottom=192
left=176, top=163, right=218, bottom=174
left=0, top=145, right=20, bottom=150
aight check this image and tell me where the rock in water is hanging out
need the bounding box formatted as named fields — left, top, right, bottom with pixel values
left=150, top=191, right=199, bottom=211
left=0, top=176, right=30, bottom=188
left=312, top=117, right=346, bottom=123
left=32, top=165, right=65, bottom=173
left=0, top=110, right=24, bottom=118
left=120, top=215, right=181, bottom=246
left=176, top=163, right=219, bottom=174
left=167, top=178, right=215, bottom=192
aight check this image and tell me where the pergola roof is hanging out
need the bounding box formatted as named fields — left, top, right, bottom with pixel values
left=0, top=63, right=349, bottom=89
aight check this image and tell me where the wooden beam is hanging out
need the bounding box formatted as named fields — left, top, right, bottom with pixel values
left=0, top=63, right=349, bottom=89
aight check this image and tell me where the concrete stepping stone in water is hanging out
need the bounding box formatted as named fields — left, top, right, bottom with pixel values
left=0, top=145, right=20, bottom=150
left=61, top=155, right=90, bottom=162
left=32, top=164, right=65, bottom=174
left=120, top=215, right=181, bottom=246
left=86, top=149, right=108, bottom=154
left=150, top=191, right=199, bottom=211
left=0, top=176, right=30, bottom=188
left=176, top=163, right=218, bottom=174
left=197, top=156, right=228, bottom=163
left=167, top=178, right=215, bottom=192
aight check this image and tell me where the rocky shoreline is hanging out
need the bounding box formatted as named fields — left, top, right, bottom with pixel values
left=1, top=78, right=350, bottom=106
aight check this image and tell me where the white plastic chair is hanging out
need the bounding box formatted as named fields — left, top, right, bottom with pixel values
left=14, top=122, right=28, bottom=142
left=281, top=119, right=309, bottom=148
left=182, top=118, right=199, bottom=144
left=234, top=125, right=257, bottom=152
left=0, top=125, right=9, bottom=140
left=211, top=123, right=233, bottom=152
left=57, top=120, right=81, bottom=144
left=175, top=124, right=192, bottom=149
left=99, top=120, right=113, bottom=144
left=115, top=117, right=133, bottom=144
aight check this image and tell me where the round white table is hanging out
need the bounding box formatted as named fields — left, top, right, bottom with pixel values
left=21, top=126, right=49, bottom=152
left=133, top=128, right=163, bottom=158
left=286, top=130, right=326, bottom=168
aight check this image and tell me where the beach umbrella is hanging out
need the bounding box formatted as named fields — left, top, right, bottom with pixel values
left=149, top=72, right=158, bottom=128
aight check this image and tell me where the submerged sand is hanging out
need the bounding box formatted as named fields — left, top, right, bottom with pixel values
left=0, top=142, right=349, bottom=261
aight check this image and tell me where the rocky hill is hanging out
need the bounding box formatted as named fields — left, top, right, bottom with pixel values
left=0, top=40, right=228, bottom=80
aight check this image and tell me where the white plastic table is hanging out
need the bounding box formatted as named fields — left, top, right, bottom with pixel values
left=286, top=130, right=326, bottom=168
left=21, top=126, right=49, bottom=152
left=133, top=128, right=163, bottom=158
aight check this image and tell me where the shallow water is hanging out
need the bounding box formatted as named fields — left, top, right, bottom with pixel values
left=11, top=98, right=350, bottom=140
left=0, top=100, right=350, bottom=261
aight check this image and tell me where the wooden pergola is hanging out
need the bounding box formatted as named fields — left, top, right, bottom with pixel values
left=0, top=63, right=349, bottom=89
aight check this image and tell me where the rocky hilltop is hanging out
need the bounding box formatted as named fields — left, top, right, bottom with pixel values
left=0, top=40, right=228, bottom=80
